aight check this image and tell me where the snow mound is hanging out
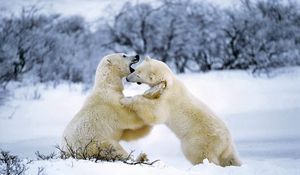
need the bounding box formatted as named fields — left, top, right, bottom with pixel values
left=25, top=158, right=300, bottom=175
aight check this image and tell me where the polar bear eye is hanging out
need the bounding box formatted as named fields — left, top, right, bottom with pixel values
left=122, top=54, right=127, bottom=58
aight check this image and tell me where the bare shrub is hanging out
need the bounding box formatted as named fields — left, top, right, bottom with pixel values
left=55, top=138, right=159, bottom=165
left=35, top=151, right=57, bottom=160
left=37, top=167, right=45, bottom=175
left=0, top=150, right=27, bottom=175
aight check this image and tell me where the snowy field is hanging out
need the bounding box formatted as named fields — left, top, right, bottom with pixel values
left=1, top=68, right=300, bottom=174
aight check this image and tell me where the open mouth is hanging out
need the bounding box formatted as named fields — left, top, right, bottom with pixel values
left=129, top=64, right=135, bottom=73
left=129, top=55, right=140, bottom=73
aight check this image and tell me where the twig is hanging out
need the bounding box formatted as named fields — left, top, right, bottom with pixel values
left=123, top=159, right=160, bottom=165
left=8, top=106, right=19, bottom=119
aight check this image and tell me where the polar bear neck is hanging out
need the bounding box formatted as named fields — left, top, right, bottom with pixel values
left=93, top=66, right=124, bottom=93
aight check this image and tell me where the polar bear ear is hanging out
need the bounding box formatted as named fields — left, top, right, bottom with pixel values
left=145, top=56, right=151, bottom=62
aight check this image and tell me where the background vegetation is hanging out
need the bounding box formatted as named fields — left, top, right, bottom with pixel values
left=1, top=0, right=300, bottom=88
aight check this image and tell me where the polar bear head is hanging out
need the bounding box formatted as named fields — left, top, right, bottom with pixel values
left=94, top=53, right=139, bottom=88
left=100, top=53, right=139, bottom=77
left=126, top=56, right=174, bottom=98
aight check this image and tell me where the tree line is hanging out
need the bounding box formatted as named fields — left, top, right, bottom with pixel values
left=1, top=0, right=300, bottom=87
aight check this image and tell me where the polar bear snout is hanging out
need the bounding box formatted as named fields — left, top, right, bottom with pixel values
left=126, top=72, right=142, bottom=85
left=126, top=73, right=136, bottom=82
left=129, top=54, right=140, bottom=64
left=129, top=55, right=140, bottom=73
left=133, top=55, right=140, bottom=63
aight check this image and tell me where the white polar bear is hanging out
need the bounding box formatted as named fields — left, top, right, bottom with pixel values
left=61, top=53, right=151, bottom=159
left=121, top=56, right=241, bottom=166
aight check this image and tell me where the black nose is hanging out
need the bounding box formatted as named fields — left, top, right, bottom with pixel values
left=135, top=55, right=140, bottom=61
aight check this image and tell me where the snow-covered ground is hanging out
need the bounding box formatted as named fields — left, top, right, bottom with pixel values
left=1, top=69, right=300, bottom=174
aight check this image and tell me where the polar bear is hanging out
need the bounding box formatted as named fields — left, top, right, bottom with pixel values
left=61, top=53, right=151, bottom=159
left=121, top=56, right=241, bottom=166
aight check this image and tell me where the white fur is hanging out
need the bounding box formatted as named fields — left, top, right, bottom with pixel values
left=61, top=53, right=151, bottom=159
left=121, top=57, right=241, bottom=166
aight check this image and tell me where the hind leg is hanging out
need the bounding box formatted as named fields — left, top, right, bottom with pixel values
left=73, top=139, right=129, bottom=160
left=111, top=141, right=130, bottom=159
left=181, top=141, right=208, bottom=165
left=181, top=140, right=223, bottom=166
left=219, top=144, right=241, bottom=166
left=96, top=140, right=130, bottom=160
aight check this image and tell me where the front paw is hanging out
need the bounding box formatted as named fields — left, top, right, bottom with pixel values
left=120, top=97, right=133, bottom=106
left=143, top=82, right=166, bottom=99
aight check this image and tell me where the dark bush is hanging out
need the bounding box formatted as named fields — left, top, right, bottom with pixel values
left=1, top=0, right=300, bottom=88
left=0, top=150, right=27, bottom=175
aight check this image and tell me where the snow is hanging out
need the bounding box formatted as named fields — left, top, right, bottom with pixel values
left=26, top=159, right=186, bottom=175
left=1, top=69, right=300, bottom=174
left=24, top=158, right=300, bottom=175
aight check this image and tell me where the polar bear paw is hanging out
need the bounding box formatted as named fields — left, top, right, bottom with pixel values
left=143, top=81, right=166, bottom=99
